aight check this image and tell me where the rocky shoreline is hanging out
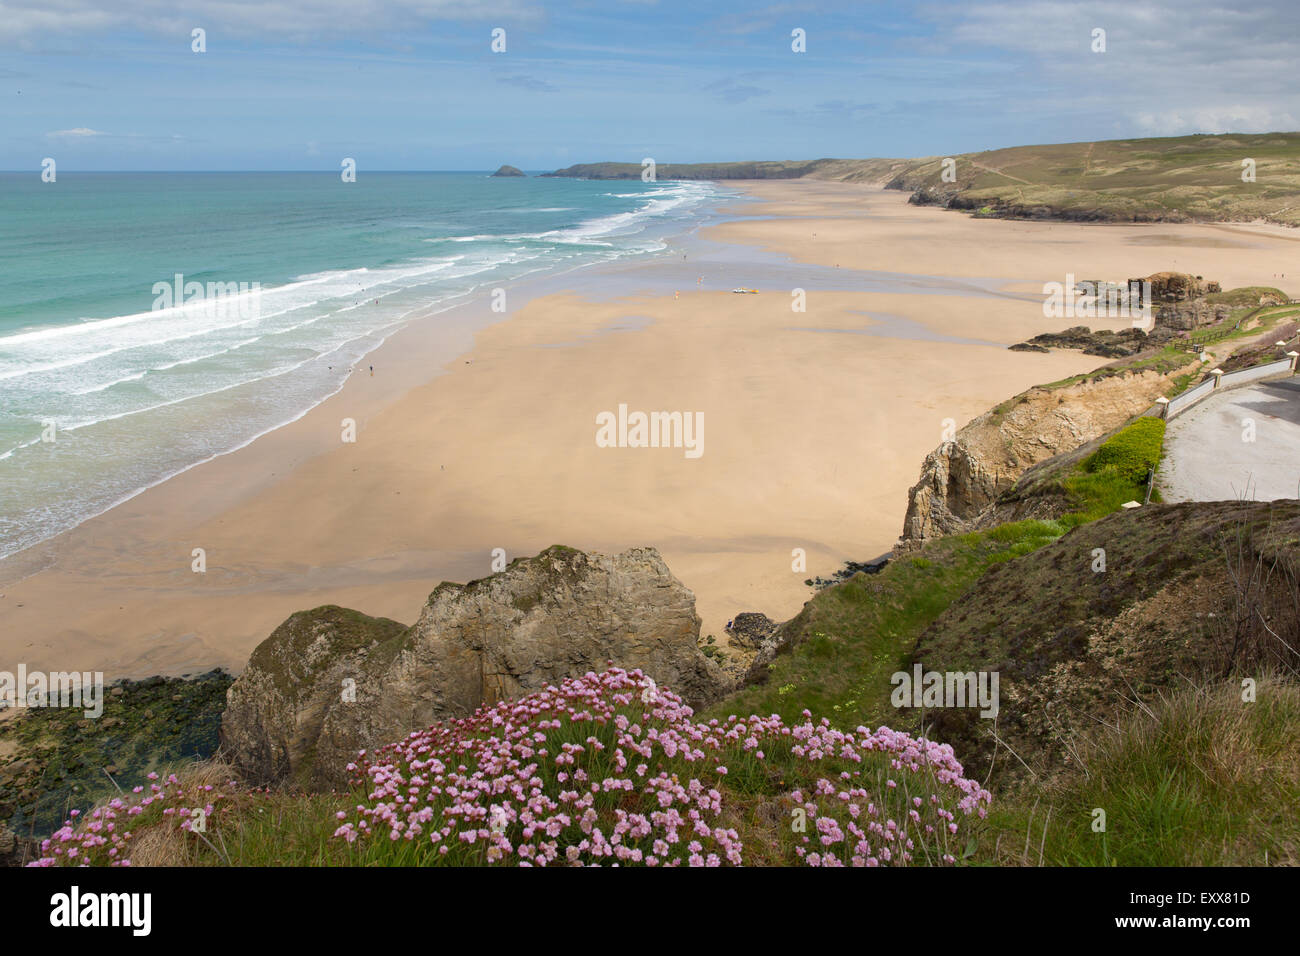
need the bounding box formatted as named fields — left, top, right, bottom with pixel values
left=0, top=669, right=231, bottom=865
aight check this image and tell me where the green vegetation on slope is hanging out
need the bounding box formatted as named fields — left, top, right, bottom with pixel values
left=985, top=676, right=1300, bottom=866
left=1082, top=417, right=1165, bottom=486
left=712, top=519, right=1071, bottom=734
left=892, top=132, right=1300, bottom=226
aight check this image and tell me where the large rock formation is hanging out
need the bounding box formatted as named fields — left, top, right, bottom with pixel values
left=220, top=546, right=725, bottom=790
left=899, top=368, right=1190, bottom=544
left=491, top=165, right=525, bottom=177
left=1132, top=271, right=1220, bottom=303
left=1116, top=271, right=1228, bottom=331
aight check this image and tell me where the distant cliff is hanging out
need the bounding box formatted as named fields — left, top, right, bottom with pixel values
left=542, top=160, right=827, bottom=180
left=543, top=132, right=1300, bottom=225
left=541, top=158, right=907, bottom=183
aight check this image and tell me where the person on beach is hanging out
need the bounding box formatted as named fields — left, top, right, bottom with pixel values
left=369, top=365, right=373, bottom=376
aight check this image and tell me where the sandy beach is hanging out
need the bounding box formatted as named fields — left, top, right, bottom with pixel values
left=3, top=182, right=1298, bottom=680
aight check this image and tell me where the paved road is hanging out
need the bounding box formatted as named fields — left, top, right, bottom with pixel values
left=1161, top=378, right=1300, bottom=502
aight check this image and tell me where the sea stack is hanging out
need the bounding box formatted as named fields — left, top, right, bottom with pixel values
left=491, top=164, right=525, bottom=177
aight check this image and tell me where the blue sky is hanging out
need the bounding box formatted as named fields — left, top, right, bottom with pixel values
left=3, top=0, right=1298, bottom=171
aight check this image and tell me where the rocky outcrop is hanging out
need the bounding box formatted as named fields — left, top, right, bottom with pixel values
left=899, top=369, right=1188, bottom=545
left=1112, top=272, right=1230, bottom=331
left=1011, top=325, right=1150, bottom=358
left=0, top=821, right=23, bottom=867
left=900, top=441, right=1002, bottom=542
left=726, top=612, right=778, bottom=650
left=1133, top=271, right=1220, bottom=303
left=491, top=165, right=525, bottom=177
left=220, top=546, right=726, bottom=791
left=218, top=606, right=406, bottom=792
left=1156, top=300, right=1230, bottom=330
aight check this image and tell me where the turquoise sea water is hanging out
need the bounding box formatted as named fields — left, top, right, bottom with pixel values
left=0, top=172, right=723, bottom=560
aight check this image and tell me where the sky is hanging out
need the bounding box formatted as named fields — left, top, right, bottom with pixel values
left=2, top=0, right=1299, bottom=171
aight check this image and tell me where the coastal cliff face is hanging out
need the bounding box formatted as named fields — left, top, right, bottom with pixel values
left=899, top=369, right=1181, bottom=544
left=220, top=545, right=725, bottom=790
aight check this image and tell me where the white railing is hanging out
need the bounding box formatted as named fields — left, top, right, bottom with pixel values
left=1219, top=358, right=1293, bottom=389
left=1156, top=353, right=1298, bottom=420
left=1165, top=378, right=1215, bottom=417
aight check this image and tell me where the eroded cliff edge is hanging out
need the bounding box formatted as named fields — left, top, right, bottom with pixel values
left=898, top=366, right=1192, bottom=546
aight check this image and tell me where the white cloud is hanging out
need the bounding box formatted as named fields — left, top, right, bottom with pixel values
left=1132, top=105, right=1300, bottom=137
left=46, top=127, right=108, bottom=137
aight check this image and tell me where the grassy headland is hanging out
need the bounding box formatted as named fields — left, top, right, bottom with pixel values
left=545, top=132, right=1300, bottom=225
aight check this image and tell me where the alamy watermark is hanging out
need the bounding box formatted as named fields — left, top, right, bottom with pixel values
left=152, top=273, right=262, bottom=321
left=595, top=404, right=703, bottom=459
left=890, top=664, right=999, bottom=718
left=50, top=886, right=150, bottom=936
left=1, top=665, right=104, bottom=718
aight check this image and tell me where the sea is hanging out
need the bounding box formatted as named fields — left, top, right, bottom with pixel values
left=0, top=171, right=726, bottom=561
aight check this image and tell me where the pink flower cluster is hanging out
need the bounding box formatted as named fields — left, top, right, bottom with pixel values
left=27, top=668, right=990, bottom=868
left=28, top=772, right=224, bottom=867
left=335, top=667, right=742, bottom=866
left=782, top=722, right=990, bottom=867
left=335, top=666, right=991, bottom=867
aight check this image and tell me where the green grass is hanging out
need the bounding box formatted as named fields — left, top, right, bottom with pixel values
left=1083, top=417, right=1166, bottom=485
left=1183, top=303, right=1299, bottom=352
left=711, top=519, right=1070, bottom=733
left=1039, top=345, right=1197, bottom=392
left=1188, top=323, right=1240, bottom=346
left=1039, top=417, right=1168, bottom=522
left=981, top=676, right=1300, bottom=866
left=1203, top=286, right=1290, bottom=308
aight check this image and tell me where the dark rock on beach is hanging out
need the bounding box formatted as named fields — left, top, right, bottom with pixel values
left=804, top=556, right=890, bottom=590
left=726, top=612, right=778, bottom=649
left=1011, top=325, right=1150, bottom=358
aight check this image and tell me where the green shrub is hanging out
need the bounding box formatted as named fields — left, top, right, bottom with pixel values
left=1083, top=417, right=1166, bottom=485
